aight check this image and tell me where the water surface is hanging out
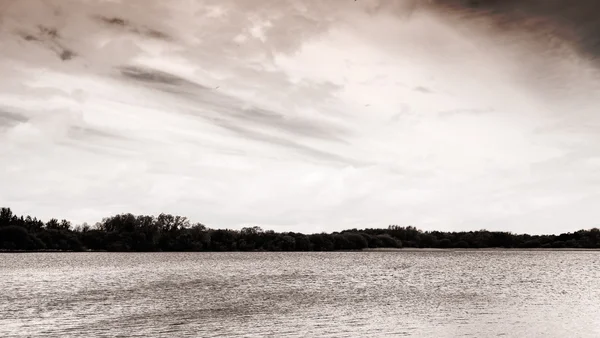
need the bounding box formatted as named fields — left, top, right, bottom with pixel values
left=1, top=251, right=599, bottom=337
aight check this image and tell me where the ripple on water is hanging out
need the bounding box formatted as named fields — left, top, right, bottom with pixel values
left=1, top=251, right=600, bottom=337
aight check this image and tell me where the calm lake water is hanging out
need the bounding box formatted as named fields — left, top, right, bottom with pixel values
left=1, top=251, right=599, bottom=337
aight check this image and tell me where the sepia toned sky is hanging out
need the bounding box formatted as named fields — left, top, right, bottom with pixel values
left=1, top=0, right=599, bottom=234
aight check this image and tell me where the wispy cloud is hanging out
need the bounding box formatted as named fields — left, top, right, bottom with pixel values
left=1, top=0, right=599, bottom=234
left=0, top=110, right=28, bottom=129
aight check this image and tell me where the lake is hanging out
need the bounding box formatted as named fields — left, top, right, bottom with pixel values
left=1, top=251, right=599, bottom=337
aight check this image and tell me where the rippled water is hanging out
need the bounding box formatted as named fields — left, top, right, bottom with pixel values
left=1, top=251, right=600, bottom=337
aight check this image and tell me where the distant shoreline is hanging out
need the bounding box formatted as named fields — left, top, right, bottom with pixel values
left=3, top=207, right=600, bottom=252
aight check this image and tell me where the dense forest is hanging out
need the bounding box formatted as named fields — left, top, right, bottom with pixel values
left=1, top=207, right=599, bottom=251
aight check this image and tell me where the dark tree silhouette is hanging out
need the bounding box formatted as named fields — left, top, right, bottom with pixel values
left=1, top=207, right=599, bottom=251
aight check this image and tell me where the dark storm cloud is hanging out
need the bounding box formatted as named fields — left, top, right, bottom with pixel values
left=428, top=0, right=600, bottom=58
left=2, top=0, right=598, bottom=65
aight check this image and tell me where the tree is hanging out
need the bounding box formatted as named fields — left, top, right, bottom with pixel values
left=439, top=238, right=452, bottom=248
left=0, top=207, right=13, bottom=227
left=45, top=218, right=61, bottom=230
left=3, top=207, right=600, bottom=252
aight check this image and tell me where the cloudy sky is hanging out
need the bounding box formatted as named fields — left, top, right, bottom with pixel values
left=1, top=0, right=599, bottom=234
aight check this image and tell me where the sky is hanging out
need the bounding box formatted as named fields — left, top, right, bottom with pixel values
left=1, top=0, right=599, bottom=234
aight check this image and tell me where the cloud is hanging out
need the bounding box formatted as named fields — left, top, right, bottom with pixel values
left=428, top=0, right=600, bottom=59
left=118, top=65, right=349, bottom=144
left=1, top=0, right=600, bottom=234
left=0, top=110, right=28, bottom=129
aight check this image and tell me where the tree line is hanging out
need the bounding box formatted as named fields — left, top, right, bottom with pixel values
left=1, top=207, right=599, bottom=251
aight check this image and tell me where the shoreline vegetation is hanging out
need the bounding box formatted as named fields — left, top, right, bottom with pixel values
left=1, top=207, right=599, bottom=252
